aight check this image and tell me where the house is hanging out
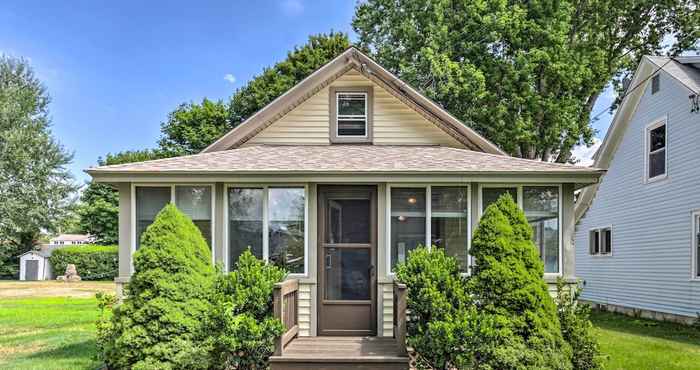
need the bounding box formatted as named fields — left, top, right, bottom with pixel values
left=575, top=55, right=700, bottom=323
left=87, top=47, right=603, bottom=367
left=49, top=233, right=95, bottom=246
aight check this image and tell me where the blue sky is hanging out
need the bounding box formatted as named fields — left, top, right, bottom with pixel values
left=0, top=0, right=613, bottom=184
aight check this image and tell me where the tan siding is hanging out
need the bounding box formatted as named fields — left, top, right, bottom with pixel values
left=245, top=69, right=466, bottom=148
left=380, top=282, right=394, bottom=337
left=298, top=282, right=313, bottom=336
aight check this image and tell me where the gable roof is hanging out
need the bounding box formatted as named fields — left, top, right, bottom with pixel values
left=575, top=56, right=700, bottom=221
left=202, top=47, right=505, bottom=155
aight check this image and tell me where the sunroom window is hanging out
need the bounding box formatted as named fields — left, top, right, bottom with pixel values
left=480, top=185, right=561, bottom=274
left=227, top=187, right=306, bottom=274
left=135, top=187, right=170, bottom=249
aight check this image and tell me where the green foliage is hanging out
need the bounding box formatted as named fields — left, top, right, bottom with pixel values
left=101, top=204, right=215, bottom=370
left=468, top=193, right=572, bottom=369
left=78, top=149, right=165, bottom=245
left=0, top=55, right=76, bottom=277
left=208, top=249, right=286, bottom=369
left=556, top=279, right=603, bottom=370
left=353, top=0, right=698, bottom=162
left=49, top=245, right=118, bottom=280
left=158, top=98, right=230, bottom=156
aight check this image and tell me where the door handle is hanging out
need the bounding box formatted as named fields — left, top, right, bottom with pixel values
left=325, top=254, right=332, bottom=269
left=369, top=264, right=375, bottom=277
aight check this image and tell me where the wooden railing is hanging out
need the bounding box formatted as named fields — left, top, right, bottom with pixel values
left=273, top=279, right=299, bottom=356
left=393, top=281, right=408, bottom=355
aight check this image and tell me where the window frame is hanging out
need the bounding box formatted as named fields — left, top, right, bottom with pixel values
left=588, top=226, right=613, bottom=257
left=329, top=86, right=373, bottom=143
left=644, top=117, right=668, bottom=183
left=692, top=210, right=700, bottom=281
left=477, top=183, right=563, bottom=277
left=131, top=183, right=216, bottom=268
left=385, top=183, right=471, bottom=275
left=224, top=184, right=309, bottom=277
left=651, top=74, right=660, bottom=94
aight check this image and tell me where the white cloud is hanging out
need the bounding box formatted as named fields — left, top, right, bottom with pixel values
left=223, top=74, right=236, bottom=84
left=280, top=0, right=303, bottom=15
left=571, top=137, right=602, bottom=166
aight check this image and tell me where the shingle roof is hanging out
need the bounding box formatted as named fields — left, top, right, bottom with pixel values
left=647, top=56, right=700, bottom=94
left=87, top=145, right=603, bottom=175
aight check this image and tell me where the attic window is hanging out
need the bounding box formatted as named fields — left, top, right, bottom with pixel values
left=330, top=86, right=373, bottom=143
left=651, top=74, right=660, bottom=94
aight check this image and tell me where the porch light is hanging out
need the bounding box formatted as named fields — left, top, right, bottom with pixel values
left=407, top=197, right=417, bottom=204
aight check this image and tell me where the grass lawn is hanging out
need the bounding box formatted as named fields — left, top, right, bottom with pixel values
left=591, top=310, right=700, bottom=370
left=0, top=281, right=113, bottom=370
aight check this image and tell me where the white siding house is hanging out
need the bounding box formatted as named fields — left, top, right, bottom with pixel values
left=575, top=56, right=700, bottom=322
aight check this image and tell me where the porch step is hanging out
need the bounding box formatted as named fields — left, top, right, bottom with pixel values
left=269, top=336, right=409, bottom=370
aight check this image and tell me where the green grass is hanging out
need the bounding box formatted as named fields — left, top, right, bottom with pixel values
left=591, top=310, right=700, bottom=370
left=0, top=297, right=101, bottom=370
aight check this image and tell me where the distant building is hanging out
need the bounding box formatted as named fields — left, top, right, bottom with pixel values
left=19, top=234, right=94, bottom=281
left=49, top=234, right=95, bottom=246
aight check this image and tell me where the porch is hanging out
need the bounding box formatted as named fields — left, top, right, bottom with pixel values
left=269, top=279, right=414, bottom=370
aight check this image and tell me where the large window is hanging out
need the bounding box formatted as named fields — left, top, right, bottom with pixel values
left=693, top=212, right=700, bottom=279
left=389, top=186, right=470, bottom=272
left=480, top=185, right=561, bottom=274
left=330, top=87, right=373, bottom=143
left=134, top=185, right=213, bottom=251
left=227, top=186, right=306, bottom=274
left=646, top=120, right=667, bottom=181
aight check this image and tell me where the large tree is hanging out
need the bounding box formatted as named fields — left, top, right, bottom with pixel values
left=0, top=55, right=76, bottom=277
left=78, top=150, right=164, bottom=245
left=353, top=0, right=698, bottom=162
left=157, top=32, right=351, bottom=155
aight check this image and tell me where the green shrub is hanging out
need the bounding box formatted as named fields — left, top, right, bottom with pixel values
left=208, top=249, right=286, bottom=370
left=469, top=193, right=572, bottom=369
left=100, top=204, right=215, bottom=370
left=556, top=279, right=602, bottom=370
left=49, top=245, right=118, bottom=280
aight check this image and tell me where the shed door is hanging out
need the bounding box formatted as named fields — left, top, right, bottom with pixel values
left=25, top=260, right=39, bottom=281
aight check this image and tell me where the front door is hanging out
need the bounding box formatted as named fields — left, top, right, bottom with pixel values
left=318, top=186, right=377, bottom=336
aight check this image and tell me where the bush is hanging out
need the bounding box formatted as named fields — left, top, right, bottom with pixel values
left=49, top=245, right=118, bottom=280
left=468, top=193, right=572, bottom=369
left=208, top=249, right=286, bottom=370
left=99, top=204, right=215, bottom=370
left=556, top=279, right=602, bottom=370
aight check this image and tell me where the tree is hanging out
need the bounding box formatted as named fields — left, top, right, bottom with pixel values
left=99, top=204, right=215, bottom=369
left=0, top=55, right=75, bottom=278
left=78, top=149, right=164, bottom=244
left=469, top=194, right=572, bottom=368
left=156, top=32, right=350, bottom=156
left=158, top=98, right=230, bottom=156
left=353, top=0, right=698, bottom=162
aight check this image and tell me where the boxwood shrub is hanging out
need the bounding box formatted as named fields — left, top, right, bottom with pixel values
left=49, top=245, right=118, bottom=280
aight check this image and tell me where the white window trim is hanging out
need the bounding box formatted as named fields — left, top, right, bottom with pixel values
left=588, top=225, right=613, bottom=257
left=131, top=183, right=216, bottom=270
left=386, top=183, right=471, bottom=275
left=223, top=184, right=309, bottom=277
left=477, top=183, right=563, bottom=277
left=644, top=116, right=668, bottom=183
left=336, top=92, right=368, bottom=138
left=691, top=210, right=700, bottom=281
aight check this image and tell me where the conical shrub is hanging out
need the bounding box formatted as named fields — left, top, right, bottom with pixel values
left=102, top=204, right=215, bottom=370
left=469, top=193, right=572, bottom=369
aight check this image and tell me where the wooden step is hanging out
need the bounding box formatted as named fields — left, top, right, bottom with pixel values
left=270, top=336, right=409, bottom=370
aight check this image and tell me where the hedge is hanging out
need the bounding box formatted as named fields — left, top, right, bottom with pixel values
left=49, top=245, right=118, bottom=280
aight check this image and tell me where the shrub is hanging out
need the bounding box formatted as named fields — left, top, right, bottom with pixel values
left=49, top=245, right=118, bottom=280
left=468, top=193, right=572, bottom=369
left=208, top=249, right=286, bottom=370
left=556, top=279, right=602, bottom=370
left=100, top=204, right=215, bottom=370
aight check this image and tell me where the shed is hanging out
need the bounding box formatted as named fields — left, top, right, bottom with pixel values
left=19, top=250, right=53, bottom=281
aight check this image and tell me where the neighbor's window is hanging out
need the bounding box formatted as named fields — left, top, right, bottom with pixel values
left=646, top=121, right=666, bottom=180
left=175, top=186, right=212, bottom=246
left=694, top=213, right=700, bottom=278
left=228, top=188, right=264, bottom=268
left=390, top=188, right=426, bottom=269
left=331, top=87, right=373, bottom=143
left=431, top=187, right=469, bottom=271
left=480, top=185, right=561, bottom=274
left=589, top=227, right=612, bottom=256
left=135, top=187, right=171, bottom=249
left=227, top=187, right=306, bottom=274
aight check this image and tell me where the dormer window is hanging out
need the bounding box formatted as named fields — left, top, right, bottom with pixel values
left=330, top=86, right=373, bottom=143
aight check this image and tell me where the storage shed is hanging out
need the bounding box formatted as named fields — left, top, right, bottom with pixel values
left=19, top=250, right=53, bottom=281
